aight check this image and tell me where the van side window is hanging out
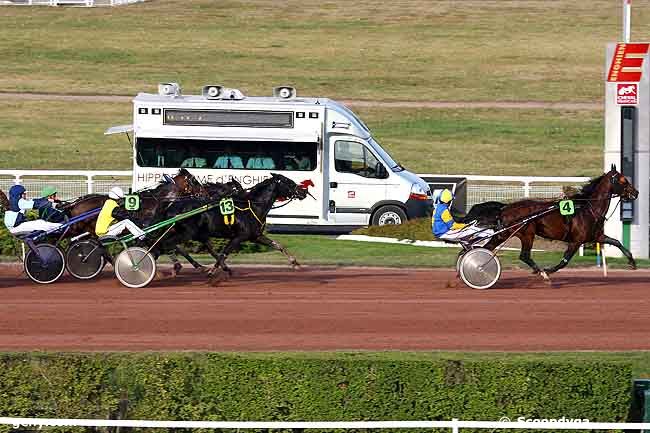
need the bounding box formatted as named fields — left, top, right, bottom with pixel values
left=334, top=140, right=385, bottom=178
left=136, top=138, right=316, bottom=171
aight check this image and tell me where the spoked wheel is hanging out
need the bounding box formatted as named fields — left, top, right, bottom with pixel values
left=459, top=247, right=501, bottom=290
left=456, top=250, right=466, bottom=274
left=114, top=247, right=156, bottom=288
left=24, top=244, right=65, bottom=284
left=66, top=240, right=106, bottom=280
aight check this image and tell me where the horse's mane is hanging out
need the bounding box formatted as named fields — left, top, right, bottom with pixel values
left=568, top=173, right=606, bottom=199
left=247, top=176, right=276, bottom=196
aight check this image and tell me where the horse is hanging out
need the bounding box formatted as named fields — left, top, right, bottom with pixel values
left=147, top=173, right=309, bottom=285
left=163, top=178, right=245, bottom=276
left=56, top=168, right=201, bottom=241
left=474, top=165, right=638, bottom=283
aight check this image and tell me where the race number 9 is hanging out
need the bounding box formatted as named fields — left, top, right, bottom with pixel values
left=559, top=199, right=575, bottom=216
left=125, top=194, right=140, bottom=211
left=219, top=198, right=235, bottom=215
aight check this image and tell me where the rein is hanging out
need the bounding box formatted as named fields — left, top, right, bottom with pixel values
left=235, top=200, right=265, bottom=227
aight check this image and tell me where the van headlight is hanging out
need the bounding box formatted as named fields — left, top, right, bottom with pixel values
left=409, top=183, right=430, bottom=201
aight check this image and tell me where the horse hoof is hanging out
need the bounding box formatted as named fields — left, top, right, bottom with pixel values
left=630, top=263, right=638, bottom=270
left=539, top=270, right=551, bottom=282
left=208, top=269, right=229, bottom=286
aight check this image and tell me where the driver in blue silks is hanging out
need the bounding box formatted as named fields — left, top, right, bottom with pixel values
left=4, top=185, right=63, bottom=235
left=432, top=189, right=493, bottom=241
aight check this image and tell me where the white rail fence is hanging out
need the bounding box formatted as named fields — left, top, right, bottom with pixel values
left=0, top=170, right=589, bottom=205
left=0, top=0, right=144, bottom=6
left=0, top=418, right=642, bottom=431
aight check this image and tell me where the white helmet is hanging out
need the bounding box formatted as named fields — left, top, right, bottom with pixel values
left=108, top=186, right=125, bottom=200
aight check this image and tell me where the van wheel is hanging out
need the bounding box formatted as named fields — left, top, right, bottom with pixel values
left=372, top=205, right=407, bottom=226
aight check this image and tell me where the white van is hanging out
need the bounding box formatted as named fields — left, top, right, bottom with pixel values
left=110, top=83, right=432, bottom=232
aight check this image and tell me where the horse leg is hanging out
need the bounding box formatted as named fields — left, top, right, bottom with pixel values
left=173, top=245, right=205, bottom=271
left=517, top=230, right=550, bottom=282
left=167, top=251, right=183, bottom=278
left=255, top=235, right=300, bottom=268
left=598, top=234, right=637, bottom=269
left=204, top=241, right=229, bottom=275
left=544, top=242, right=580, bottom=274
left=209, top=237, right=244, bottom=285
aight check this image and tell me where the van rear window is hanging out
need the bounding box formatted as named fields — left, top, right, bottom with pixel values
left=136, top=138, right=317, bottom=171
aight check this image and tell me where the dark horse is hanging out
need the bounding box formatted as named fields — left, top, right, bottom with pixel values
left=148, top=173, right=309, bottom=284
left=51, top=169, right=200, bottom=235
left=467, top=165, right=638, bottom=282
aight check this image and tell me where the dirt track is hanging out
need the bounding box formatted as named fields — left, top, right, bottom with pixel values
left=0, top=265, right=648, bottom=352
left=0, top=92, right=602, bottom=110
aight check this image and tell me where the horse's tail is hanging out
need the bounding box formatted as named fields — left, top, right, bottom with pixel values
left=454, top=201, right=506, bottom=228
left=0, top=189, right=9, bottom=210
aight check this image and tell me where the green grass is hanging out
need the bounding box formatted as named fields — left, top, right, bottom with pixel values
left=0, top=100, right=604, bottom=175
left=228, top=351, right=650, bottom=378
left=0, top=0, right=647, bottom=101
left=200, top=234, right=647, bottom=270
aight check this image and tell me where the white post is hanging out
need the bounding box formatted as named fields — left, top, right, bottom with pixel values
left=14, top=175, right=21, bottom=185
left=452, top=418, right=459, bottom=433
left=623, top=0, right=631, bottom=42
left=87, top=175, right=93, bottom=194
left=579, top=244, right=584, bottom=257
left=523, top=181, right=531, bottom=197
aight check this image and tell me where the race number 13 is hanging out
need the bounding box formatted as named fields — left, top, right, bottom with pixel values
left=219, top=198, right=235, bottom=215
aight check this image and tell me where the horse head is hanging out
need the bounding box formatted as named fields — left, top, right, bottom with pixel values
left=608, top=164, right=638, bottom=201
left=173, top=168, right=205, bottom=197
left=270, top=173, right=309, bottom=201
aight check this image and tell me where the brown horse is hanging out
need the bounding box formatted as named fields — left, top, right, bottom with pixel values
left=481, top=165, right=638, bottom=282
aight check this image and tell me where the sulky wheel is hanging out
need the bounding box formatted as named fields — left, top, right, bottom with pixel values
left=24, top=244, right=65, bottom=284
left=114, top=247, right=156, bottom=288
left=456, top=250, right=466, bottom=275
left=459, top=247, right=501, bottom=290
left=66, top=240, right=106, bottom=280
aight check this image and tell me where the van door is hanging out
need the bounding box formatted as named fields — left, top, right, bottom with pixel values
left=328, top=138, right=389, bottom=225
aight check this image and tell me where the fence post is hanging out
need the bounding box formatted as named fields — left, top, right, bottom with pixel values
left=87, top=175, right=93, bottom=194
left=14, top=175, right=21, bottom=185
left=523, top=181, right=531, bottom=197
left=452, top=418, right=459, bottom=433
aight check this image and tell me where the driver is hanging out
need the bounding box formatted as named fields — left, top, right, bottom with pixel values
left=3, top=185, right=64, bottom=235
left=432, top=189, right=494, bottom=241
left=95, top=187, right=146, bottom=240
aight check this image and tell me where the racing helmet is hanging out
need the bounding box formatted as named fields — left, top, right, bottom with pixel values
left=41, top=186, right=57, bottom=198
left=108, top=186, right=125, bottom=200
left=439, top=189, right=453, bottom=204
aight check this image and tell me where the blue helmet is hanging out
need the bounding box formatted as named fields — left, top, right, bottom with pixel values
left=8, top=185, right=26, bottom=212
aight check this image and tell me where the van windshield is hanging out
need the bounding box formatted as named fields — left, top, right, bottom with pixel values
left=136, top=137, right=317, bottom=171
left=369, top=138, right=403, bottom=172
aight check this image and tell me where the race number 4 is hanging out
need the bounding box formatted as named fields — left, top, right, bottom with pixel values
left=559, top=199, right=575, bottom=216
left=125, top=194, right=140, bottom=211
left=219, top=198, right=235, bottom=215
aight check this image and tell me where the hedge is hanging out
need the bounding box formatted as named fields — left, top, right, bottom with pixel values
left=0, top=353, right=632, bottom=432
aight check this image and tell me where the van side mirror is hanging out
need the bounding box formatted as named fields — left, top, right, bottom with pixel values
left=375, top=163, right=388, bottom=179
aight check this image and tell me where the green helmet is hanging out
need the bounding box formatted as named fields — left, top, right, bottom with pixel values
left=41, top=186, right=57, bottom=197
